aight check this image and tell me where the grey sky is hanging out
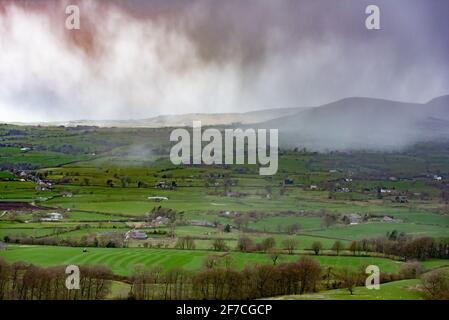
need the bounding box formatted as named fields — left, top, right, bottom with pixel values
left=0, top=0, right=448, bottom=121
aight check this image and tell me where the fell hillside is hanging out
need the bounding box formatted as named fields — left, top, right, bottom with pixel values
left=258, top=95, right=449, bottom=150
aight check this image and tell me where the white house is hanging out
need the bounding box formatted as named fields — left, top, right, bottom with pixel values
left=125, top=230, right=148, bottom=240
left=41, top=212, right=63, bottom=221
left=148, top=196, right=168, bottom=202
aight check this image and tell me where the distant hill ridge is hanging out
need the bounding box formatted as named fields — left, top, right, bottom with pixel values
left=257, top=95, right=449, bottom=150
left=8, top=94, right=449, bottom=150
left=9, top=107, right=302, bottom=128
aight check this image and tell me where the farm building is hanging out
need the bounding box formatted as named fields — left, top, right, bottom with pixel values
left=148, top=196, right=168, bottom=202
left=127, top=230, right=148, bottom=240
left=191, top=220, right=215, bottom=227
left=151, top=216, right=170, bottom=226
left=395, top=196, right=408, bottom=203
left=41, top=212, right=63, bottom=221
left=35, top=181, right=52, bottom=191
left=61, top=192, right=73, bottom=198
left=155, top=181, right=177, bottom=190
left=0, top=241, right=7, bottom=250
left=383, top=216, right=394, bottom=222
left=342, top=213, right=361, bottom=225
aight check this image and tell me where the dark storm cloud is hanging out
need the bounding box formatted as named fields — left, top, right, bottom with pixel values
left=0, top=0, right=448, bottom=121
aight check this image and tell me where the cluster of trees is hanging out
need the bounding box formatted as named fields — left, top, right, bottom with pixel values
left=4, top=233, right=126, bottom=248
left=0, top=162, right=37, bottom=171
left=129, top=256, right=322, bottom=300
left=351, top=236, right=449, bottom=260
left=421, top=269, right=449, bottom=300
left=0, top=259, right=112, bottom=300
left=2, top=257, right=447, bottom=300
left=175, top=236, right=196, bottom=250
left=274, top=223, right=300, bottom=234
left=235, top=236, right=281, bottom=253
left=211, top=239, right=229, bottom=251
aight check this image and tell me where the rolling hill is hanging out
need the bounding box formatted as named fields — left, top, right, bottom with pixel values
left=258, top=95, right=449, bottom=150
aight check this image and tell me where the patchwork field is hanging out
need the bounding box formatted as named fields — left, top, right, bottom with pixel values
left=1, top=245, right=405, bottom=276
left=0, top=124, right=448, bottom=300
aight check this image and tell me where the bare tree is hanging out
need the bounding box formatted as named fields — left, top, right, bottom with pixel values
left=332, top=240, right=345, bottom=255
left=282, top=238, right=298, bottom=255
left=211, top=239, right=229, bottom=252
left=421, top=269, right=449, bottom=300
left=237, top=235, right=254, bottom=252
left=338, top=267, right=360, bottom=295
left=267, top=249, right=283, bottom=265
left=261, top=237, right=276, bottom=252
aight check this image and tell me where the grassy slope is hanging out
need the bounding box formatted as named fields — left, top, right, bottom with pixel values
left=0, top=245, right=405, bottom=276
left=270, top=279, right=424, bottom=300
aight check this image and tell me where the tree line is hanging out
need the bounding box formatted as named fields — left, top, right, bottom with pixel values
left=129, top=256, right=323, bottom=300
left=348, top=235, right=449, bottom=261
left=1, top=256, right=448, bottom=300
left=0, top=259, right=112, bottom=300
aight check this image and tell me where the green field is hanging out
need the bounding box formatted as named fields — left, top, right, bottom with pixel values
left=0, top=124, right=448, bottom=299
left=0, top=245, right=404, bottom=276
left=272, top=279, right=424, bottom=300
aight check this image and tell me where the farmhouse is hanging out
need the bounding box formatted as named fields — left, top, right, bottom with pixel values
left=151, top=216, right=170, bottom=226
left=148, top=196, right=168, bottom=202
left=383, top=216, right=394, bottom=222
left=61, top=192, right=73, bottom=198
left=41, top=212, right=63, bottom=221
left=154, top=181, right=177, bottom=190
left=191, top=220, right=215, bottom=227
left=35, top=181, right=52, bottom=191
left=342, top=213, right=361, bottom=225
left=155, top=181, right=166, bottom=188
left=126, top=230, right=148, bottom=240
left=395, top=196, right=408, bottom=203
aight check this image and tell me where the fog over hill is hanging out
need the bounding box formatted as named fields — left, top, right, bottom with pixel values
left=1, top=1, right=449, bottom=122
left=258, top=95, right=449, bottom=151
left=8, top=95, right=449, bottom=152
left=9, top=107, right=302, bottom=128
